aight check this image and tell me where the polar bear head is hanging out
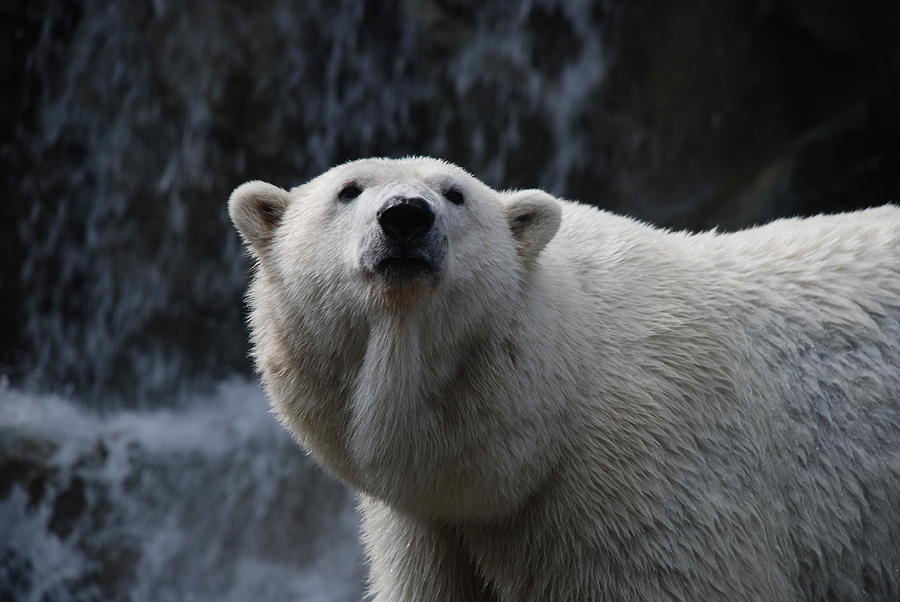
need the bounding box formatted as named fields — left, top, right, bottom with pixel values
left=229, top=157, right=560, bottom=310
left=229, top=157, right=564, bottom=518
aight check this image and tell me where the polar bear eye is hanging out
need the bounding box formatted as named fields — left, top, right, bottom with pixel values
left=443, top=188, right=464, bottom=206
left=338, top=183, right=362, bottom=202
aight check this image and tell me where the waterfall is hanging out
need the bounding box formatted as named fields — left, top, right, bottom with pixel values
left=13, top=0, right=603, bottom=405
left=2, top=0, right=607, bottom=599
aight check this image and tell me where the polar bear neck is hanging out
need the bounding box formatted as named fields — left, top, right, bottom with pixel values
left=341, top=269, right=578, bottom=520
left=347, top=302, right=507, bottom=508
left=350, top=313, right=445, bottom=464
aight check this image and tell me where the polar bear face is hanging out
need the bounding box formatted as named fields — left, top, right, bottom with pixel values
left=229, top=157, right=561, bottom=314
left=229, top=157, right=564, bottom=518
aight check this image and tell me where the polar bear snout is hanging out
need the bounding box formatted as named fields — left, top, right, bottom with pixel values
left=377, top=197, right=435, bottom=243
left=363, top=195, right=446, bottom=282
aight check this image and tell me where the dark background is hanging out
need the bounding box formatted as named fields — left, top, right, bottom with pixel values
left=2, top=0, right=899, bottom=406
left=1, top=1, right=899, bottom=600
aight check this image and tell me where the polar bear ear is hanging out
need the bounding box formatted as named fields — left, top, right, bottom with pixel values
left=503, top=189, right=562, bottom=265
left=228, top=181, right=291, bottom=253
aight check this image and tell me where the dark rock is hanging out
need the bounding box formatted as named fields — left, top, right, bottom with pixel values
left=573, top=0, right=900, bottom=228
left=0, top=428, right=59, bottom=507
left=48, top=476, right=87, bottom=540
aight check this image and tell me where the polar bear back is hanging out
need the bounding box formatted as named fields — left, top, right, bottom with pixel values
left=539, top=202, right=900, bottom=600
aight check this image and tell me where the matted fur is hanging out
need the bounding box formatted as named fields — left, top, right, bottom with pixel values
left=229, top=157, right=900, bottom=601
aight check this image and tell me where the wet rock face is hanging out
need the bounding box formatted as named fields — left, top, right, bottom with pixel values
left=581, top=0, right=900, bottom=229
left=2, top=0, right=899, bottom=403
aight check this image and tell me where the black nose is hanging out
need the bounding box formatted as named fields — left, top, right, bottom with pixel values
left=377, top=197, right=435, bottom=243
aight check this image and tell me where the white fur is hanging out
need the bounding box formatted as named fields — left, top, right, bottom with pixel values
left=230, top=157, right=900, bottom=601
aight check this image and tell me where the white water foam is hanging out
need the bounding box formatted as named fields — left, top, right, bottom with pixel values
left=0, top=379, right=364, bottom=601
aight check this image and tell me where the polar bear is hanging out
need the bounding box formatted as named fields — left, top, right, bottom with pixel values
left=229, top=157, right=900, bottom=601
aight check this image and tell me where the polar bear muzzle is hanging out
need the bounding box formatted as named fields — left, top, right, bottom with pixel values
left=370, top=195, right=444, bottom=281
